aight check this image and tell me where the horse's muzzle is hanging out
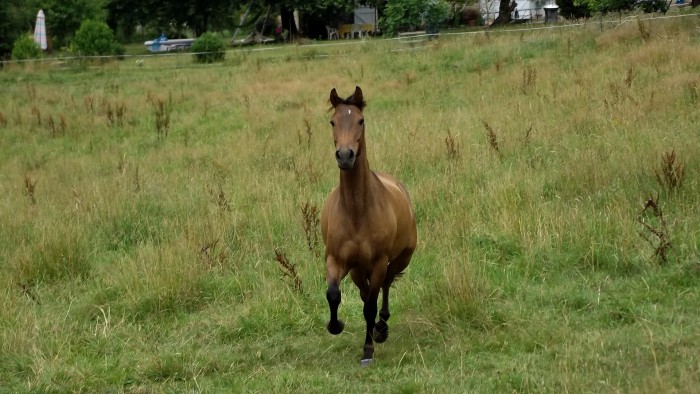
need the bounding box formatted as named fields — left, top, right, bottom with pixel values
left=335, top=148, right=356, bottom=170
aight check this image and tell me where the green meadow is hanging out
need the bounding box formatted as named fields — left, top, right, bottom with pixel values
left=1, top=14, right=699, bottom=392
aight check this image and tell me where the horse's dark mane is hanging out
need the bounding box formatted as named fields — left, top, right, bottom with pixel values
left=343, top=93, right=366, bottom=111
left=328, top=94, right=366, bottom=112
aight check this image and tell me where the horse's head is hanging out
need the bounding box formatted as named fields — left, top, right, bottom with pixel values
left=329, top=86, right=366, bottom=170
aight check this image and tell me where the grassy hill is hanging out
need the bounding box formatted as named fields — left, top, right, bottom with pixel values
left=1, top=13, right=699, bottom=392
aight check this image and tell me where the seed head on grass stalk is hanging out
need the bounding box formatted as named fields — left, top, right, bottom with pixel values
left=23, top=173, right=37, bottom=204
left=445, top=130, right=460, bottom=160
left=300, top=202, right=320, bottom=255
left=209, top=184, right=231, bottom=212
left=148, top=92, right=173, bottom=139
left=624, top=66, right=636, bottom=89
left=482, top=120, right=502, bottom=159
left=654, top=149, right=685, bottom=194
left=638, top=194, right=671, bottom=264
left=274, top=249, right=303, bottom=293
left=523, top=124, right=532, bottom=145
left=521, top=66, right=536, bottom=95
left=199, top=239, right=229, bottom=270
left=31, top=106, right=41, bottom=126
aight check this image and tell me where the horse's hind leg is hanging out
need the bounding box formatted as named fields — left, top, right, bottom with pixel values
left=361, top=262, right=388, bottom=365
left=373, top=284, right=391, bottom=343
left=373, top=247, right=414, bottom=343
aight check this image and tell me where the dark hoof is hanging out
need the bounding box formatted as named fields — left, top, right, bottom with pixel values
left=373, top=320, right=388, bottom=343
left=327, top=319, right=345, bottom=335
left=360, top=358, right=374, bottom=367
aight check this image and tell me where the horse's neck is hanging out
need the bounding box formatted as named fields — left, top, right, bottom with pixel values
left=338, top=149, right=375, bottom=213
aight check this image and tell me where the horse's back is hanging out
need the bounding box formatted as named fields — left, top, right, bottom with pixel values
left=375, top=172, right=413, bottom=210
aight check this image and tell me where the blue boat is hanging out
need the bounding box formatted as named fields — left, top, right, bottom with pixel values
left=144, top=35, right=195, bottom=52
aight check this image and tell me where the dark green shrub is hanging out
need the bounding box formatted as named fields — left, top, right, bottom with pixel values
left=380, top=0, right=451, bottom=36
left=381, top=0, right=423, bottom=36
left=424, top=0, right=450, bottom=33
left=598, top=0, right=637, bottom=13
left=556, top=0, right=593, bottom=19
left=71, top=19, right=124, bottom=57
left=191, top=32, right=226, bottom=63
left=572, top=0, right=640, bottom=14
left=11, top=35, right=41, bottom=60
left=637, top=0, right=669, bottom=13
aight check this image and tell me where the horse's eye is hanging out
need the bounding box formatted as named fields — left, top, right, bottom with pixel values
left=359, top=119, right=365, bottom=126
left=330, top=120, right=335, bottom=127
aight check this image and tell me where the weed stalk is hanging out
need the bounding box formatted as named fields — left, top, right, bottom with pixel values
left=638, top=194, right=671, bottom=264
left=274, top=249, right=303, bottom=293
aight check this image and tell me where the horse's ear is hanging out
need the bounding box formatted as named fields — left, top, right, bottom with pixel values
left=329, top=88, right=341, bottom=108
left=353, top=86, right=364, bottom=110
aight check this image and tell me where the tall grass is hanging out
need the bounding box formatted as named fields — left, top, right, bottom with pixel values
left=1, top=14, right=699, bottom=392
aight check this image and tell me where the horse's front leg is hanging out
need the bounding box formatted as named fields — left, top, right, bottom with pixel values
left=326, top=256, right=345, bottom=335
left=361, top=262, right=387, bottom=366
left=373, top=284, right=391, bottom=343
left=326, top=283, right=344, bottom=335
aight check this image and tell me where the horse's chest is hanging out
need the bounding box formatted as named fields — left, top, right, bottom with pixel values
left=331, top=224, right=392, bottom=264
left=323, top=194, right=397, bottom=264
left=335, top=237, right=374, bottom=264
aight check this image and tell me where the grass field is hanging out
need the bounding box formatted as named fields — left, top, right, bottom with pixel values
left=1, top=13, right=699, bottom=393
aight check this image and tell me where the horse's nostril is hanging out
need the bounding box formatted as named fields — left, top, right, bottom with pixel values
left=336, top=149, right=355, bottom=161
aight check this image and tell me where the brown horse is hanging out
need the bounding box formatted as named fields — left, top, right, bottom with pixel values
left=321, top=86, right=417, bottom=366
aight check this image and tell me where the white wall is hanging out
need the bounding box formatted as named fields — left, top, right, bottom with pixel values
left=354, top=6, right=377, bottom=25
left=481, top=0, right=547, bottom=22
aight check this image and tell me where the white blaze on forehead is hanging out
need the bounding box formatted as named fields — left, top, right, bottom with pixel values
left=348, top=109, right=352, bottom=115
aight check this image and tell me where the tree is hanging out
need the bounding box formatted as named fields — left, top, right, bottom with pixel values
left=492, top=0, right=516, bottom=25
left=572, top=0, right=636, bottom=13
left=557, top=0, right=592, bottom=19
left=131, top=0, right=240, bottom=38
left=105, top=0, right=148, bottom=40
left=0, top=0, right=34, bottom=58
left=176, top=0, right=238, bottom=36
left=264, top=0, right=356, bottom=38
left=41, top=0, right=106, bottom=48
left=1, top=0, right=108, bottom=55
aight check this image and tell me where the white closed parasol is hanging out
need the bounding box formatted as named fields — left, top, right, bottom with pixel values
left=33, top=10, right=47, bottom=50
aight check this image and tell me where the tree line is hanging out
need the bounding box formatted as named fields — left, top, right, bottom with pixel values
left=0, top=0, right=370, bottom=56
left=2, top=0, right=694, bottom=58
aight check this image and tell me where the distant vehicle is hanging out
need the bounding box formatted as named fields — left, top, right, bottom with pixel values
left=144, top=35, right=195, bottom=52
